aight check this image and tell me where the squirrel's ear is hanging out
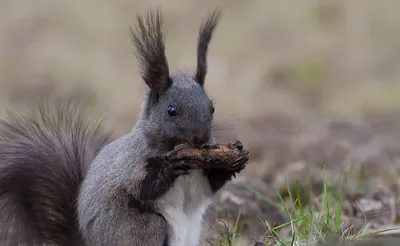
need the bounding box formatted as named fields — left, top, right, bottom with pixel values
left=194, top=8, right=222, bottom=87
left=130, top=8, right=171, bottom=93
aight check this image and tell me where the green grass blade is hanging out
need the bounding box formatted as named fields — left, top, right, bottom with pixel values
left=272, top=216, right=308, bottom=231
left=286, top=177, right=294, bottom=205
left=240, top=182, right=281, bottom=209
left=357, top=227, right=400, bottom=239
left=323, top=167, right=330, bottom=229
left=264, top=219, right=286, bottom=245
left=295, top=179, right=304, bottom=218
left=319, top=216, right=333, bottom=234
left=232, top=210, right=242, bottom=241
left=276, top=188, right=291, bottom=219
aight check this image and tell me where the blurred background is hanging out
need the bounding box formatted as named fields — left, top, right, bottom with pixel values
left=2, top=0, right=400, bottom=244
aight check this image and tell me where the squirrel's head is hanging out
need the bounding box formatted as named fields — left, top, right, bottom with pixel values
left=131, top=8, right=221, bottom=150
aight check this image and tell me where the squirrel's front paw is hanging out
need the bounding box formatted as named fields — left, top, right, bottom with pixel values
left=169, top=160, right=199, bottom=178
left=228, top=155, right=248, bottom=173
left=165, top=144, right=201, bottom=162
left=227, top=140, right=243, bottom=151
left=226, top=141, right=249, bottom=172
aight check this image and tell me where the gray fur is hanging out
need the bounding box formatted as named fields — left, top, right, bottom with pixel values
left=142, top=72, right=214, bottom=149
left=78, top=9, right=223, bottom=246
left=0, top=8, right=240, bottom=246
left=0, top=98, right=111, bottom=245
left=77, top=74, right=216, bottom=245
left=78, top=131, right=168, bottom=245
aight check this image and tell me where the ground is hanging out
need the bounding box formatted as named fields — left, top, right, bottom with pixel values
left=2, top=1, right=400, bottom=245
left=200, top=113, right=400, bottom=245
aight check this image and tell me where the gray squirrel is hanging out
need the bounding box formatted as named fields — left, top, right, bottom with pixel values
left=0, top=8, right=249, bottom=246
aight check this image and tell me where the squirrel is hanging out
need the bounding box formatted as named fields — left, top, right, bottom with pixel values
left=0, top=8, right=248, bottom=246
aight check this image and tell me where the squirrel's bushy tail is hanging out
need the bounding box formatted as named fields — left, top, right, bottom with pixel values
left=0, top=98, right=111, bottom=245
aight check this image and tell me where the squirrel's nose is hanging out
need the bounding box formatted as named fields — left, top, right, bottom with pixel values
left=192, top=134, right=209, bottom=147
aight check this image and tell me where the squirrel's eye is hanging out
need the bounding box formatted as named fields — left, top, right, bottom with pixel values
left=211, top=106, right=215, bottom=115
left=167, top=105, right=178, bottom=116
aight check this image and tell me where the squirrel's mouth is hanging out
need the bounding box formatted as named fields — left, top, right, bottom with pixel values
left=163, top=137, right=208, bottom=151
left=163, top=138, right=186, bottom=151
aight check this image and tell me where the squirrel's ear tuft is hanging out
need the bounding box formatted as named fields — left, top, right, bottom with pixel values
left=130, top=8, right=171, bottom=93
left=194, top=8, right=223, bottom=87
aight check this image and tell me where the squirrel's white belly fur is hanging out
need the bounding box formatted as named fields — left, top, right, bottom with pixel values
left=158, top=170, right=212, bottom=246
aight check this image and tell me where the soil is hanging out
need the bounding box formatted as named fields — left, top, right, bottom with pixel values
left=199, top=113, right=400, bottom=245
